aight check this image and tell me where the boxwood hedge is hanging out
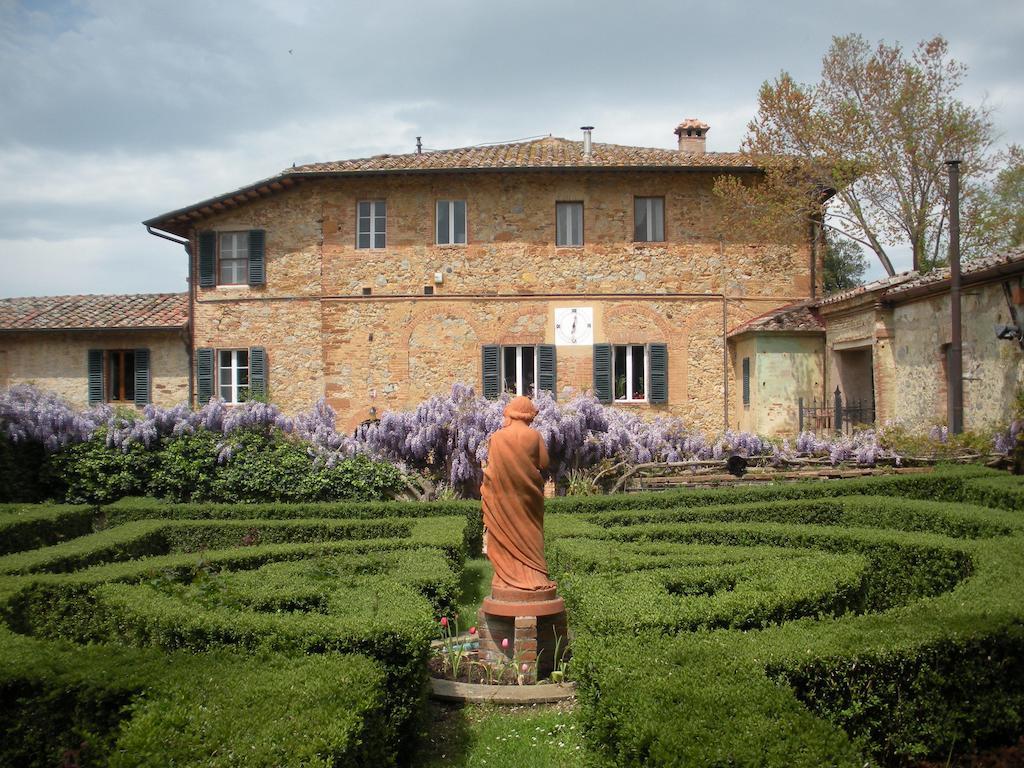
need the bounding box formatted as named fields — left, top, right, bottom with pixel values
left=0, top=509, right=467, bottom=766
left=551, top=470, right=1024, bottom=766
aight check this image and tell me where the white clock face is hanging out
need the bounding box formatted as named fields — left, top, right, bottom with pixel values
left=554, top=307, right=593, bottom=346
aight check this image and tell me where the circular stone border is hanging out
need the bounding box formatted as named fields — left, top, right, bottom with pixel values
left=429, top=677, right=576, bottom=704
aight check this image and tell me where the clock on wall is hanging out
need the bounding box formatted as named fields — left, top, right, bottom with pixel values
left=554, top=307, right=594, bottom=346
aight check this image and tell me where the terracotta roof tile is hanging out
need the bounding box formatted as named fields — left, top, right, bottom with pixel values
left=884, top=249, right=1024, bottom=297
left=0, top=293, right=188, bottom=331
left=286, top=137, right=755, bottom=175
left=728, top=300, right=824, bottom=337
left=817, top=272, right=917, bottom=306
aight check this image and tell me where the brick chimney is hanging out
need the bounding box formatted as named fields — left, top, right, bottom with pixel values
left=674, top=119, right=710, bottom=154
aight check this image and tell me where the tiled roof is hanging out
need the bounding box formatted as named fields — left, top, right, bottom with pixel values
left=146, top=136, right=763, bottom=235
left=728, top=300, right=824, bottom=337
left=0, top=293, right=188, bottom=331
left=818, top=249, right=1024, bottom=307
left=286, top=137, right=755, bottom=175
left=884, top=249, right=1024, bottom=297
left=817, top=272, right=917, bottom=306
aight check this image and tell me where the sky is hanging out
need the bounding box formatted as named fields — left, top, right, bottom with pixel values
left=1, top=0, right=1022, bottom=298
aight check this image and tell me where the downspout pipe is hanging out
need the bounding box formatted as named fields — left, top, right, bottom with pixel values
left=145, top=225, right=195, bottom=406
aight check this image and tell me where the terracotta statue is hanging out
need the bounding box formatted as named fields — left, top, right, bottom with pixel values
left=480, top=396, right=556, bottom=592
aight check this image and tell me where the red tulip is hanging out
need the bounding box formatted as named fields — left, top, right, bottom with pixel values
left=440, top=616, right=448, bottom=628
left=501, top=638, right=509, bottom=649
left=469, top=626, right=477, bottom=635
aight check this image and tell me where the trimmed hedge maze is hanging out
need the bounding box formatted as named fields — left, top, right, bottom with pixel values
left=545, top=467, right=1024, bottom=767
left=0, top=502, right=468, bottom=767
left=2, top=466, right=1022, bottom=767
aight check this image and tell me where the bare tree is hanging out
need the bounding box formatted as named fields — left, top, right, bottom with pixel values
left=716, top=35, right=997, bottom=275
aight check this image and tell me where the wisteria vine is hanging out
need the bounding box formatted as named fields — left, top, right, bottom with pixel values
left=1, top=383, right=1016, bottom=493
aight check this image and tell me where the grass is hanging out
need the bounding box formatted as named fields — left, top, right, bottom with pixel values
left=455, top=557, right=492, bottom=621
left=414, top=702, right=594, bottom=768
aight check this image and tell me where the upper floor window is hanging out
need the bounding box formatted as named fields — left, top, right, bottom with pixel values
left=436, top=200, right=467, bottom=245
left=219, top=349, right=250, bottom=404
left=614, top=344, right=647, bottom=402
left=634, top=197, right=665, bottom=242
left=556, top=202, right=583, bottom=247
left=219, top=232, right=249, bottom=285
left=357, top=200, right=386, bottom=249
left=197, top=229, right=265, bottom=288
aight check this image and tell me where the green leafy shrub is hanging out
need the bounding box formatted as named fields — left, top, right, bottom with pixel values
left=557, top=475, right=1024, bottom=766
left=0, top=504, right=93, bottom=555
left=51, top=429, right=157, bottom=505
left=147, top=428, right=219, bottom=502
left=0, top=626, right=396, bottom=768
left=0, top=435, right=53, bottom=503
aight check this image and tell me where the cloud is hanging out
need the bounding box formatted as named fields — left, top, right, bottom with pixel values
left=1, top=0, right=1022, bottom=297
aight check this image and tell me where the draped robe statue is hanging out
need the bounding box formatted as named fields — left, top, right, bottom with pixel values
left=480, top=396, right=556, bottom=592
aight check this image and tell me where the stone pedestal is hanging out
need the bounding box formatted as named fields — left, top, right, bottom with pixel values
left=476, top=585, right=568, bottom=683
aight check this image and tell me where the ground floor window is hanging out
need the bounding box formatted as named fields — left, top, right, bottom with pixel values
left=106, top=350, right=136, bottom=403
left=219, top=349, right=250, bottom=404
left=502, top=345, right=537, bottom=395
left=88, top=347, right=149, bottom=406
left=614, top=344, right=647, bottom=402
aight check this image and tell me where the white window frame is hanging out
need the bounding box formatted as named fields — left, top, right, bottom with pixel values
left=614, top=344, right=648, bottom=403
left=357, top=200, right=386, bottom=249
left=501, top=345, right=538, bottom=396
left=556, top=202, right=583, bottom=247
left=218, top=348, right=250, bottom=404
left=436, top=199, right=467, bottom=245
left=634, top=197, right=665, bottom=242
left=218, top=231, right=249, bottom=285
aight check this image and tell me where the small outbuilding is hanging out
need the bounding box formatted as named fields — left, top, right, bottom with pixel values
left=0, top=293, right=189, bottom=408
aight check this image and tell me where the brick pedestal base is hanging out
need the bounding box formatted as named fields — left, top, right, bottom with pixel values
left=477, top=591, right=569, bottom=683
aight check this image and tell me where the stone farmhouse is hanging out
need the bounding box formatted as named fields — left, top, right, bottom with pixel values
left=137, top=121, right=820, bottom=433
left=3, top=121, right=1020, bottom=436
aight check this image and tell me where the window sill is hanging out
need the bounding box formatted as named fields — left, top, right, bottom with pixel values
left=614, top=399, right=649, bottom=405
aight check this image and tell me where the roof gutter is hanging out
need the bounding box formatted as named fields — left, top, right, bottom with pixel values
left=145, top=225, right=195, bottom=406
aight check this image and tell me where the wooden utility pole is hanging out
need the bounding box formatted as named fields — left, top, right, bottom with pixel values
left=946, top=159, right=964, bottom=434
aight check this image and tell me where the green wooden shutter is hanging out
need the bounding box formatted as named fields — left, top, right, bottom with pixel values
left=248, top=229, right=265, bottom=286
left=249, top=347, right=267, bottom=400
left=199, top=232, right=216, bottom=288
left=648, top=343, right=668, bottom=404
left=593, top=343, right=613, bottom=403
left=742, top=357, right=751, bottom=406
left=196, top=347, right=214, bottom=404
left=481, top=345, right=500, bottom=399
left=87, top=349, right=104, bottom=405
left=133, top=348, right=151, bottom=407
left=537, top=344, right=557, bottom=400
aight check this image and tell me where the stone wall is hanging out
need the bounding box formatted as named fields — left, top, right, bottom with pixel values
left=319, top=296, right=779, bottom=433
left=731, top=336, right=758, bottom=432
left=192, top=298, right=323, bottom=412
left=0, top=331, right=188, bottom=408
left=757, top=335, right=825, bottom=435
left=185, top=169, right=818, bottom=428
left=891, top=283, right=1024, bottom=431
